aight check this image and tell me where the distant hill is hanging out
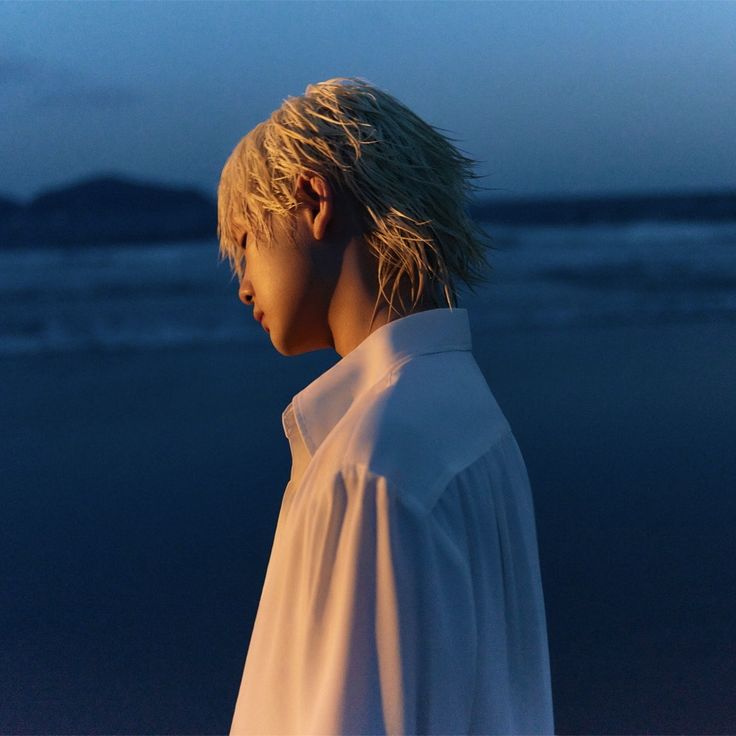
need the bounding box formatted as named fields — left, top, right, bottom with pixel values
left=469, top=190, right=736, bottom=225
left=0, top=175, right=217, bottom=248
left=1, top=175, right=735, bottom=249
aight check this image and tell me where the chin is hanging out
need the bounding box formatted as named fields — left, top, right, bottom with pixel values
left=275, top=334, right=330, bottom=357
left=270, top=333, right=300, bottom=357
left=273, top=344, right=297, bottom=357
left=275, top=343, right=309, bottom=357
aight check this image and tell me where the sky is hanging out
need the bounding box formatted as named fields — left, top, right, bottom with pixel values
left=1, top=0, right=734, bottom=203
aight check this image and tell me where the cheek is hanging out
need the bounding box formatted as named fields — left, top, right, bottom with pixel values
left=277, top=257, right=315, bottom=303
left=255, top=272, right=291, bottom=326
left=276, top=289, right=321, bottom=343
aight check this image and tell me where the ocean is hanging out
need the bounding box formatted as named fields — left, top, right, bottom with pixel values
left=2, top=219, right=736, bottom=355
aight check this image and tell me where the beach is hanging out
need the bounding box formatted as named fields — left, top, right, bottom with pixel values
left=2, top=318, right=735, bottom=734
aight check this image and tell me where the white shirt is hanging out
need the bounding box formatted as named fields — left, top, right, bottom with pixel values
left=230, top=307, right=554, bottom=735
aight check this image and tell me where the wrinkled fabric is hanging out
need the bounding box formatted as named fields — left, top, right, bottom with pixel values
left=230, top=307, right=554, bottom=735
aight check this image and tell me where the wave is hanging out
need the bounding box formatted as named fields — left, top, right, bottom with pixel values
left=2, top=224, right=736, bottom=356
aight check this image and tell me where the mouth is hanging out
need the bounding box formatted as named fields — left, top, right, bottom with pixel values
left=255, top=312, right=269, bottom=333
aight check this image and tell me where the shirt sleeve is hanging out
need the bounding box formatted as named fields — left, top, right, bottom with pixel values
left=295, top=462, right=478, bottom=735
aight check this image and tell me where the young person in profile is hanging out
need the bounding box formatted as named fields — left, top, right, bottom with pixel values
left=217, top=77, right=554, bottom=736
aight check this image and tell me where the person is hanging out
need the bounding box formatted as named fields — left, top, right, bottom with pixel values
left=217, top=77, right=554, bottom=735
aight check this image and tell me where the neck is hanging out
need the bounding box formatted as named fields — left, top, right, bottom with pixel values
left=327, top=235, right=439, bottom=357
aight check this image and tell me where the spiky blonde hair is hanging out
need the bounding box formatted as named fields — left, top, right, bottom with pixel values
left=217, top=76, right=497, bottom=324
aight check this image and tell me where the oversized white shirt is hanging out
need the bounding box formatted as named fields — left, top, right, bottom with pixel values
left=230, top=307, right=554, bottom=735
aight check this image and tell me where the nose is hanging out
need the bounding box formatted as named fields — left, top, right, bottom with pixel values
left=239, top=284, right=254, bottom=307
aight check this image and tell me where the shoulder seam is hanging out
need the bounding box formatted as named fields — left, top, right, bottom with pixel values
left=338, top=461, right=427, bottom=516
left=340, top=425, right=515, bottom=518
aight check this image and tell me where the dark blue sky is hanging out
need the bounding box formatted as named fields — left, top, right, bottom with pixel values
left=1, top=0, right=734, bottom=202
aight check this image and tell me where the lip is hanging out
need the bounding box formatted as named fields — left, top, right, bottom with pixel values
left=254, top=310, right=269, bottom=333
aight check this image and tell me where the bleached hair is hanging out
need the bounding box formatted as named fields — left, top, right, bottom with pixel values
left=217, top=76, right=497, bottom=324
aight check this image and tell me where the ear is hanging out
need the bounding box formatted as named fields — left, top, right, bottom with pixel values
left=294, top=174, right=333, bottom=241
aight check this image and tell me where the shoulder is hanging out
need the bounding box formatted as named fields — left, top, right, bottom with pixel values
left=336, top=350, right=511, bottom=513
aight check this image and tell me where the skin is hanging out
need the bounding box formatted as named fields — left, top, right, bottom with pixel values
left=236, top=174, right=438, bottom=358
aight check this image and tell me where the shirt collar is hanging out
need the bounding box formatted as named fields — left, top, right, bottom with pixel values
left=282, top=307, right=472, bottom=457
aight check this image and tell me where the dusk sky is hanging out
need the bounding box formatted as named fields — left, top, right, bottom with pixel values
left=1, top=0, right=734, bottom=203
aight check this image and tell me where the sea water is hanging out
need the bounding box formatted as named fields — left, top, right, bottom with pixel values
left=2, top=220, right=735, bottom=355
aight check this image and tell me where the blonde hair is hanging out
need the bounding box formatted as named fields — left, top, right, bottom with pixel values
left=217, top=76, right=497, bottom=324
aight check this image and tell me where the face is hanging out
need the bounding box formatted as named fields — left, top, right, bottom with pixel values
left=237, top=208, right=340, bottom=356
